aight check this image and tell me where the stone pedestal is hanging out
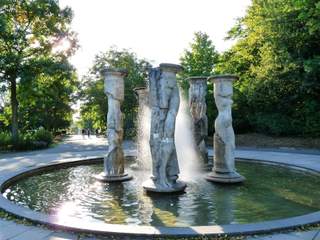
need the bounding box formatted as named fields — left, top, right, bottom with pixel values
left=95, top=68, right=132, bottom=182
left=188, top=76, right=211, bottom=170
left=206, top=75, right=245, bottom=183
left=143, top=63, right=186, bottom=193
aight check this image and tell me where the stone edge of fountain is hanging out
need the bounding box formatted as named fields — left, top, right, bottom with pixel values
left=0, top=154, right=319, bottom=237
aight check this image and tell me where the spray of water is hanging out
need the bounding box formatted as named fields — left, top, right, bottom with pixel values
left=136, top=92, right=201, bottom=181
left=175, top=95, right=202, bottom=181
left=136, top=104, right=152, bottom=170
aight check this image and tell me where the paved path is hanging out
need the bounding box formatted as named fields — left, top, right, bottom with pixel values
left=0, top=135, right=319, bottom=240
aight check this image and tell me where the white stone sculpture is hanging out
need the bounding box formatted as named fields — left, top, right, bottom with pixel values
left=206, top=75, right=245, bottom=183
left=95, top=68, right=132, bottom=182
left=143, top=63, right=186, bottom=192
left=188, top=76, right=212, bottom=169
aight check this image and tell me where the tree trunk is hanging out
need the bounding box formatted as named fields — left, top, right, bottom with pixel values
left=10, top=78, right=19, bottom=142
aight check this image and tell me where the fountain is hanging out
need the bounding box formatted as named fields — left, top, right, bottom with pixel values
left=1, top=67, right=319, bottom=238
left=94, top=68, right=132, bottom=182
left=131, top=86, right=151, bottom=170
left=175, top=95, right=202, bottom=180
left=206, top=75, right=245, bottom=183
left=142, top=63, right=187, bottom=193
left=188, top=76, right=212, bottom=170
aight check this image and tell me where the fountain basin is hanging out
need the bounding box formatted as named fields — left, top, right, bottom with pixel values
left=0, top=155, right=320, bottom=237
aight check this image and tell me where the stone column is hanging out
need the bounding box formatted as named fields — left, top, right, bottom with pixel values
left=134, top=87, right=149, bottom=108
left=206, top=75, right=245, bottom=183
left=143, top=63, right=186, bottom=193
left=188, top=76, right=212, bottom=170
left=95, top=68, right=132, bottom=182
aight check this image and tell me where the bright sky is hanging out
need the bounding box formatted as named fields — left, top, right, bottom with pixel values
left=59, top=0, right=251, bottom=77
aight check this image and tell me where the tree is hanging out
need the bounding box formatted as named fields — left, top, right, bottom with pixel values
left=80, top=47, right=151, bottom=138
left=0, top=86, right=7, bottom=131
left=79, top=74, right=107, bottom=132
left=217, top=0, right=320, bottom=136
left=180, top=32, right=219, bottom=88
left=179, top=32, right=219, bottom=135
left=0, top=0, right=77, bottom=141
left=17, top=58, right=79, bottom=133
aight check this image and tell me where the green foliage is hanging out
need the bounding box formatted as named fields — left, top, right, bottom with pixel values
left=18, top=58, right=79, bottom=133
left=179, top=32, right=219, bottom=135
left=79, top=47, right=151, bottom=138
left=0, top=132, right=11, bottom=147
left=0, top=0, right=78, bottom=140
left=79, top=74, right=107, bottom=133
left=33, top=128, right=53, bottom=145
left=179, top=31, right=219, bottom=89
left=0, top=57, right=79, bottom=134
left=0, top=128, right=53, bottom=151
left=217, top=0, right=320, bottom=137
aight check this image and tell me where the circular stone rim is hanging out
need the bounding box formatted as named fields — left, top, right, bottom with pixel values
left=94, top=172, right=133, bottom=182
left=0, top=155, right=320, bottom=237
left=142, top=178, right=187, bottom=193
left=205, top=171, right=246, bottom=183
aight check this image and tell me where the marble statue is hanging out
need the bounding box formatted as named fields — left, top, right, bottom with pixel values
left=188, top=76, right=212, bottom=169
left=95, top=68, right=132, bottom=182
left=143, top=63, right=186, bottom=192
left=206, top=75, right=245, bottom=183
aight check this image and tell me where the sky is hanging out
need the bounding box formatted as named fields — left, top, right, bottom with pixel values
left=59, top=0, right=252, bottom=77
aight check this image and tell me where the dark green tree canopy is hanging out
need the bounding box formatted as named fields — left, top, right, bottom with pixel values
left=79, top=47, right=151, bottom=137
left=17, top=57, right=79, bottom=132
left=180, top=31, right=219, bottom=85
left=217, top=0, right=320, bottom=136
left=0, top=0, right=78, bottom=139
left=0, top=0, right=77, bottom=76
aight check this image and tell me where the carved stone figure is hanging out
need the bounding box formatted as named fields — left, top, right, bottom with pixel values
left=188, top=76, right=211, bottom=169
left=206, top=75, right=245, bottom=183
left=143, top=63, right=186, bottom=192
left=95, top=68, right=132, bottom=182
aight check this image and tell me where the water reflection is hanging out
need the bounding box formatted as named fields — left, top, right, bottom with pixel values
left=214, top=185, right=238, bottom=224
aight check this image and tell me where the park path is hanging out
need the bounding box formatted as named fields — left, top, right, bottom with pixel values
left=0, top=135, right=135, bottom=176
left=0, top=135, right=319, bottom=240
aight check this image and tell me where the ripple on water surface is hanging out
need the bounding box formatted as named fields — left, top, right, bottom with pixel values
left=3, top=162, right=320, bottom=227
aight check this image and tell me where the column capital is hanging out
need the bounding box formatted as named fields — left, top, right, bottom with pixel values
left=187, top=76, right=208, bottom=84
left=159, top=63, right=183, bottom=73
left=208, top=74, right=238, bottom=83
left=101, top=67, right=128, bottom=77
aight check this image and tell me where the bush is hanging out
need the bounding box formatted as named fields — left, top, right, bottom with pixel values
left=249, top=113, right=299, bottom=136
left=33, top=128, right=53, bottom=145
left=0, top=128, right=53, bottom=151
left=0, top=132, right=12, bottom=150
